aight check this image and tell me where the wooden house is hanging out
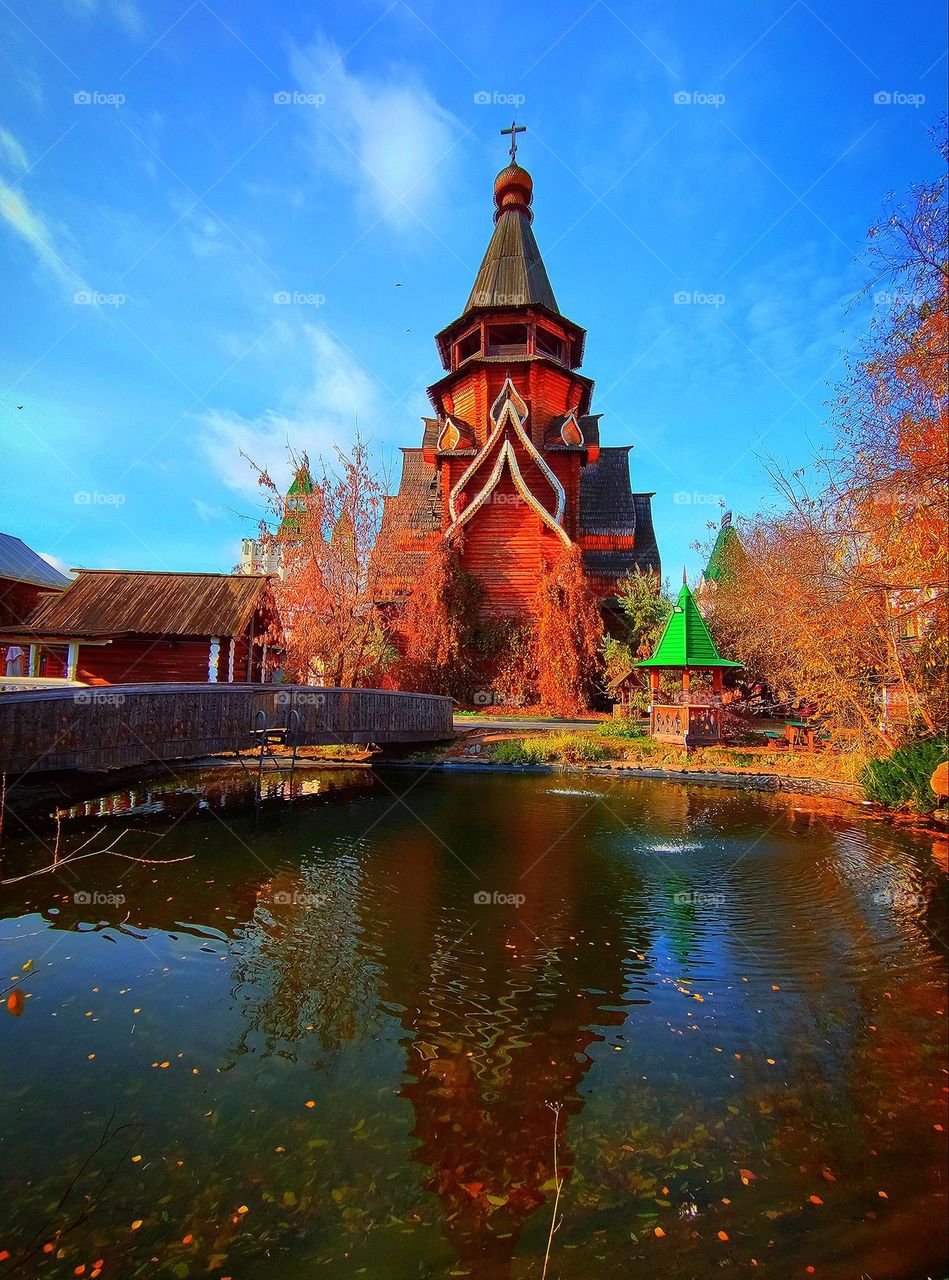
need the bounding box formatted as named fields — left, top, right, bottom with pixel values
left=1, top=570, right=280, bottom=685
left=1, top=533, right=71, bottom=679
left=0, top=533, right=70, bottom=628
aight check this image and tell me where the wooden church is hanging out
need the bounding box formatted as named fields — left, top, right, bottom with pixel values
left=377, top=128, right=660, bottom=621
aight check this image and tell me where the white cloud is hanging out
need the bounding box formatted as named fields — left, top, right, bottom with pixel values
left=0, top=128, right=28, bottom=172
left=0, top=183, right=87, bottom=293
left=39, top=552, right=74, bottom=577
left=199, top=324, right=379, bottom=496
left=288, top=35, right=460, bottom=230
left=193, top=498, right=226, bottom=523
left=68, top=0, right=144, bottom=36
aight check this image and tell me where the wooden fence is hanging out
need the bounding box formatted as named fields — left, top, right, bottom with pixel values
left=0, top=684, right=454, bottom=775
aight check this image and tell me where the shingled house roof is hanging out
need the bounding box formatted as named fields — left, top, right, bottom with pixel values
left=17, top=570, right=273, bottom=638
left=579, top=448, right=637, bottom=535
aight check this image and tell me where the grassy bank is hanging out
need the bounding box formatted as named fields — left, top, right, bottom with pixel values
left=488, top=721, right=867, bottom=785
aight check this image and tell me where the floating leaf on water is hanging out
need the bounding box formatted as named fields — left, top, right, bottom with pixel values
left=6, top=990, right=24, bottom=1017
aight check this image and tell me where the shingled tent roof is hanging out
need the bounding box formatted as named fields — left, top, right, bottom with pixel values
left=635, top=582, right=742, bottom=669
left=19, top=570, right=272, bottom=638
left=465, top=206, right=559, bottom=313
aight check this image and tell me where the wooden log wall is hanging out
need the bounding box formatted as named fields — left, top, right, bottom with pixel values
left=0, top=684, right=455, bottom=775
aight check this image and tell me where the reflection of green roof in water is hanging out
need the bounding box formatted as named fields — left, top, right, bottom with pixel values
left=635, top=582, right=742, bottom=669
left=704, top=522, right=744, bottom=584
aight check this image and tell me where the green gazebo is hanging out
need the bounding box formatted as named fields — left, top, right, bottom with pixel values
left=634, top=580, right=742, bottom=747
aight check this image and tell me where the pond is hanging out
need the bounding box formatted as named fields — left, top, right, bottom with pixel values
left=1, top=768, right=946, bottom=1278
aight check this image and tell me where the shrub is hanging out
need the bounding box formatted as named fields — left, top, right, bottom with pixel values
left=861, top=738, right=948, bottom=812
left=491, top=739, right=546, bottom=766
left=598, top=718, right=647, bottom=740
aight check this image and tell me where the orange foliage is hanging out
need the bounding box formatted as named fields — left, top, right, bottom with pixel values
left=388, top=540, right=482, bottom=695
left=532, top=546, right=604, bottom=716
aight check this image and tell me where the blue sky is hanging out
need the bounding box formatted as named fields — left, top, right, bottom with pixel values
left=1, top=0, right=946, bottom=582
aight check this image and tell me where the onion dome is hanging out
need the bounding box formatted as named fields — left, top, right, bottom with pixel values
left=493, top=162, right=534, bottom=223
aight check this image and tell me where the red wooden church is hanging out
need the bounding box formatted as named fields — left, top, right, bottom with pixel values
left=378, top=131, right=660, bottom=620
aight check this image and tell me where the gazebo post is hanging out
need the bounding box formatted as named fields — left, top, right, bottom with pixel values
left=712, top=667, right=723, bottom=697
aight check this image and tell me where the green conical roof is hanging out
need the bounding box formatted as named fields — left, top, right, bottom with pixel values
left=703, top=522, right=744, bottom=585
left=635, top=582, right=742, bottom=669
left=287, top=466, right=314, bottom=497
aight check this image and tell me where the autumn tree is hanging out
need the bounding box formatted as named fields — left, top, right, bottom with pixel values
left=713, top=121, right=948, bottom=747
left=247, top=439, right=396, bottom=687
left=532, top=545, right=604, bottom=716
left=388, top=538, right=483, bottom=696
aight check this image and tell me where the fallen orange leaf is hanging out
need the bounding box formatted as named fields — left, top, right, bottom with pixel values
left=130, top=1220, right=143, bottom=1231
left=809, top=1195, right=823, bottom=1205
left=654, top=1226, right=665, bottom=1238
left=717, top=1230, right=729, bottom=1242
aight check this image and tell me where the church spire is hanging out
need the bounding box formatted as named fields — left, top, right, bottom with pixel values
left=463, top=127, right=559, bottom=314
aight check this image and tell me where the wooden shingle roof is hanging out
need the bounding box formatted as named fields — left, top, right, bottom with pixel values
left=465, top=208, right=559, bottom=313
left=21, top=571, right=272, bottom=638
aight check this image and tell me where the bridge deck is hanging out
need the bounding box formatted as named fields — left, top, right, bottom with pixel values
left=0, top=684, right=454, bottom=775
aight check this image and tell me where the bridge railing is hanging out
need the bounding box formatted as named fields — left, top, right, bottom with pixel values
left=0, top=683, right=455, bottom=775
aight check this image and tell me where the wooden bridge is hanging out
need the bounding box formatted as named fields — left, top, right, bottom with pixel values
left=0, top=684, right=454, bottom=775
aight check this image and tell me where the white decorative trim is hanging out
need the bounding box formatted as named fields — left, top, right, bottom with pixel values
left=489, top=376, right=527, bottom=424
left=447, top=377, right=567, bottom=530
left=446, top=439, right=570, bottom=547
left=560, top=411, right=584, bottom=447
left=227, top=637, right=236, bottom=682
left=436, top=416, right=462, bottom=451
left=208, top=637, right=220, bottom=683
